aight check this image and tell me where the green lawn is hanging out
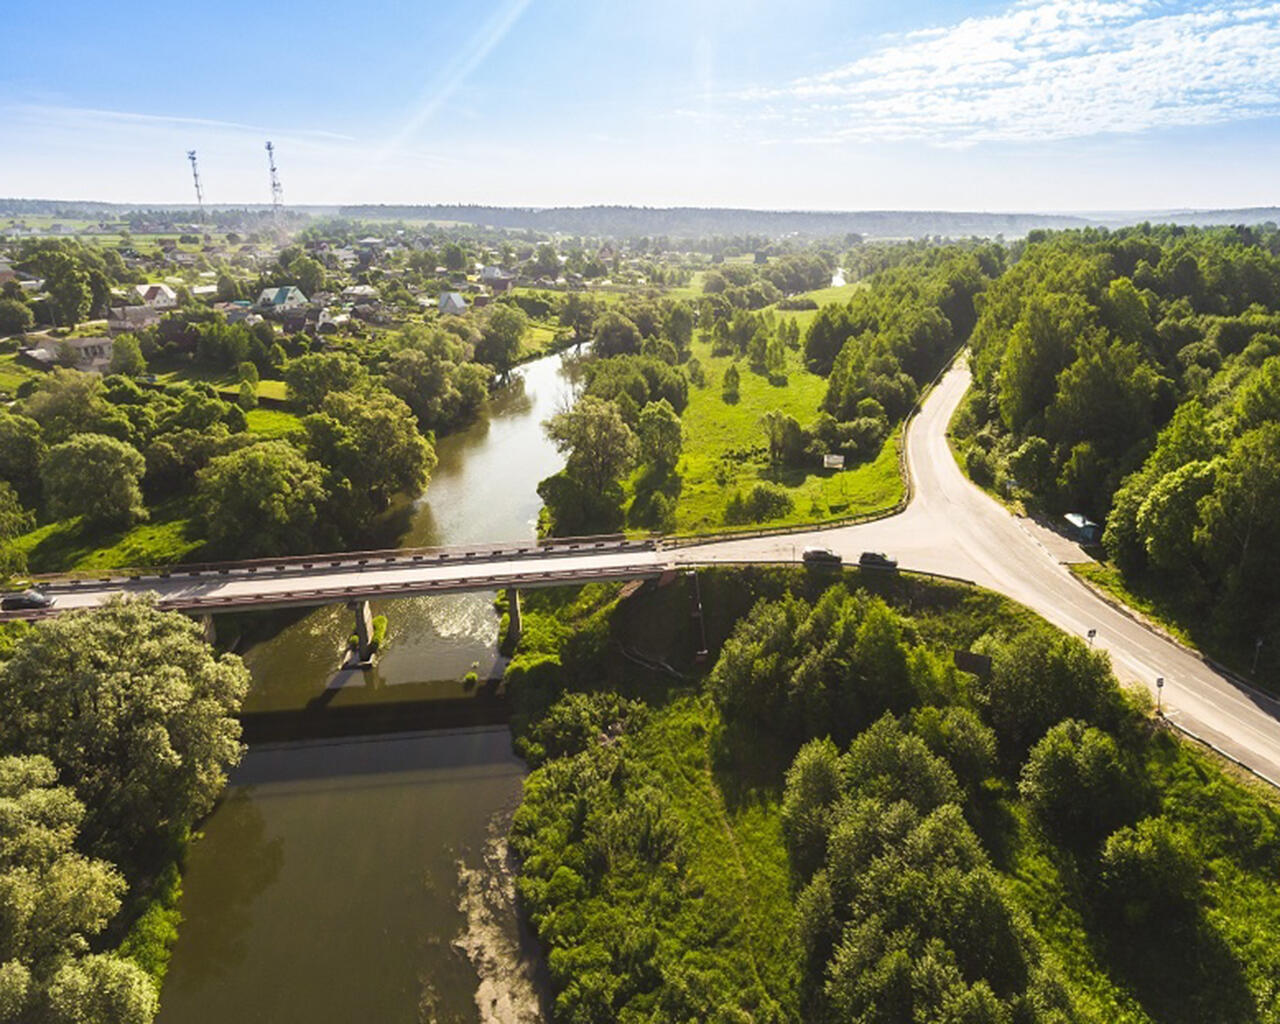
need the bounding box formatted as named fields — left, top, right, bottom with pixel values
left=245, top=407, right=303, bottom=437
left=153, top=367, right=288, bottom=402
left=518, top=321, right=561, bottom=360
left=659, top=335, right=903, bottom=534
left=13, top=507, right=203, bottom=575
left=0, top=352, right=38, bottom=395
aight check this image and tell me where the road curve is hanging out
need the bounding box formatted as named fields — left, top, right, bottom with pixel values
left=675, top=358, right=1280, bottom=785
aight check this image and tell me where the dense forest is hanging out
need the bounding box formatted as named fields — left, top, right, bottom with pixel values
left=504, top=567, right=1280, bottom=1024
left=952, top=225, right=1280, bottom=678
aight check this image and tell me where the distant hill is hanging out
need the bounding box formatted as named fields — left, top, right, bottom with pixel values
left=334, top=204, right=1094, bottom=239
left=2, top=198, right=1278, bottom=240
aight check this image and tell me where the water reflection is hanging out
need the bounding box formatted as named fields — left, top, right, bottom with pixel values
left=237, top=348, right=582, bottom=714
left=157, top=728, right=527, bottom=1024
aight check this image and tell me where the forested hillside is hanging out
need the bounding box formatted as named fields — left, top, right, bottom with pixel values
left=951, top=226, right=1280, bottom=680
left=505, top=568, right=1280, bottom=1024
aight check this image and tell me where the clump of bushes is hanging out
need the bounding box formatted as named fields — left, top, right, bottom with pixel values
left=724, top=482, right=794, bottom=524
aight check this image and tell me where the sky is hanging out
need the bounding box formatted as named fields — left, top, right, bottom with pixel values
left=3, top=0, right=1280, bottom=211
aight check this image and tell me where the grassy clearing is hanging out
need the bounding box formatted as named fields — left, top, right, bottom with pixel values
left=0, top=351, right=38, bottom=394
left=245, top=407, right=303, bottom=438
left=153, top=367, right=288, bottom=402
left=660, top=335, right=902, bottom=533
left=14, top=507, right=203, bottom=575
left=518, top=321, right=561, bottom=360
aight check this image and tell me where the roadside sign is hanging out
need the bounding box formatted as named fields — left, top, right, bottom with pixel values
left=823, top=454, right=845, bottom=469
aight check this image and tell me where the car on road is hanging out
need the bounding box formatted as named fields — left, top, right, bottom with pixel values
left=1, top=589, right=54, bottom=611
left=802, top=546, right=842, bottom=568
left=858, top=551, right=898, bottom=570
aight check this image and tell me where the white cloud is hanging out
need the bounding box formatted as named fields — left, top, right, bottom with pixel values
left=735, top=0, right=1280, bottom=144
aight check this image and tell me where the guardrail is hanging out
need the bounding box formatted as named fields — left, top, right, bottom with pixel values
left=0, top=562, right=672, bottom=622
left=31, top=534, right=659, bottom=590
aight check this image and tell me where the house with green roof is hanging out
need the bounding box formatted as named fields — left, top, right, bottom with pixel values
left=255, top=285, right=308, bottom=312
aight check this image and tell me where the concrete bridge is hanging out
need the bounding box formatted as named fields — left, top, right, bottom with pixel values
left=0, top=537, right=671, bottom=660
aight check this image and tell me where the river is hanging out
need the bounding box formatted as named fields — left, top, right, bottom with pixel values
left=157, top=348, right=583, bottom=1024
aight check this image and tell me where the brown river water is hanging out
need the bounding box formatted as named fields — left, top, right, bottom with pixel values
left=157, top=349, right=584, bottom=1023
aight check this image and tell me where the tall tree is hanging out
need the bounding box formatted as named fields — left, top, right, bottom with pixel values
left=41, top=433, right=147, bottom=529
left=196, top=441, right=328, bottom=556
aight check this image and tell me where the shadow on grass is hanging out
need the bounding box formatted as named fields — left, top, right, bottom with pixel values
left=1096, top=913, right=1257, bottom=1024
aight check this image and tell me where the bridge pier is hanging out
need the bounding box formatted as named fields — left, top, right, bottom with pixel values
left=199, top=614, right=216, bottom=646
left=505, top=588, right=523, bottom=650
left=350, top=599, right=375, bottom=664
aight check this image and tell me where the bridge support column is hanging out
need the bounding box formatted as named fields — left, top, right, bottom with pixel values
left=350, top=600, right=375, bottom=663
left=199, top=614, right=216, bottom=646
left=505, top=588, right=523, bottom=650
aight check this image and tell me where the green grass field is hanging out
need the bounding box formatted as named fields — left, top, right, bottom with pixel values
left=658, top=335, right=902, bottom=533
left=245, top=407, right=303, bottom=437
left=153, top=367, right=288, bottom=402
left=518, top=321, right=561, bottom=360
left=0, top=352, right=38, bottom=395
left=13, top=507, right=203, bottom=575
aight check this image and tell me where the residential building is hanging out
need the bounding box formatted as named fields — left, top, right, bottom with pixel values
left=438, top=291, right=467, bottom=315
left=135, top=283, right=178, bottom=308
left=107, top=305, right=161, bottom=333
left=256, top=285, right=309, bottom=312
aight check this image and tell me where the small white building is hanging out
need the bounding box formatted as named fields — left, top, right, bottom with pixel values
left=24, top=336, right=114, bottom=372
left=135, top=283, right=178, bottom=308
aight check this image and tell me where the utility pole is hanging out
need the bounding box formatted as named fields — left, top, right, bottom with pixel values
left=187, top=150, right=204, bottom=221
left=265, top=140, right=284, bottom=228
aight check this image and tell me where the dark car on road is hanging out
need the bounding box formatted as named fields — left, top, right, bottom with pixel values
left=802, top=546, right=842, bottom=568
left=858, top=551, right=898, bottom=570
left=1, top=589, right=54, bottom=611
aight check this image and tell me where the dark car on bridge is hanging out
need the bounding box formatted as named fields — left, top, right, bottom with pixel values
left=858, top=551, right=898, bottom=570
left=1, top=589, right=54, bottom=611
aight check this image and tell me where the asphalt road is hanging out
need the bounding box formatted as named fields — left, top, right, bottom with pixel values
left=675, top=358, right=1280, bottom=785
left=8, top=356, right=1279, bottom=783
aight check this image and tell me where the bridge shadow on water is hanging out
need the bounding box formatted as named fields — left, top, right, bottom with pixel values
left=239, top=679, right=511, bottom=745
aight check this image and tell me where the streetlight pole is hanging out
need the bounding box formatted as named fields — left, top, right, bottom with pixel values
left=1156, top=676, right=1165, bottom=716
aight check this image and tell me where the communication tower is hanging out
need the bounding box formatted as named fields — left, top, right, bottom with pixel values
left=187, top=149, right=204, bottom=219
left=265, top=141, right=284, bottom=221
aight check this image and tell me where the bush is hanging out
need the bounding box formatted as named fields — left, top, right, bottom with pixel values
left=1099, top=816, right=1203, bottom=930
left=1019, top=719, right=1139, bottom=847
left=724, top=482, right=794, bottom=524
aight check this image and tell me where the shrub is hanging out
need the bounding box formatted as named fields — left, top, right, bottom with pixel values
left=724, top=482, right=794, bottom=524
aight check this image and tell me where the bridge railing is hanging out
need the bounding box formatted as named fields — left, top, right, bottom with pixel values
left=30, top=533, right=660, bottom=589
left=0, top=562, right=673, bottom=621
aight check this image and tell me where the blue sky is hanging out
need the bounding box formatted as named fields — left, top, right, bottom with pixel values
left=4, top=0, right=1280, bottom=210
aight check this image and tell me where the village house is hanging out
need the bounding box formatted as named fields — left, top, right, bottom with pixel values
left=107, top=305, right=161, bottom=334
left=135, top=282, right=178, bottom=308
left=438, top=291, right=467, bottom=316
left=21, top=336, right=114, bottom=372
left=256, top=285, right=309, bottom=312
